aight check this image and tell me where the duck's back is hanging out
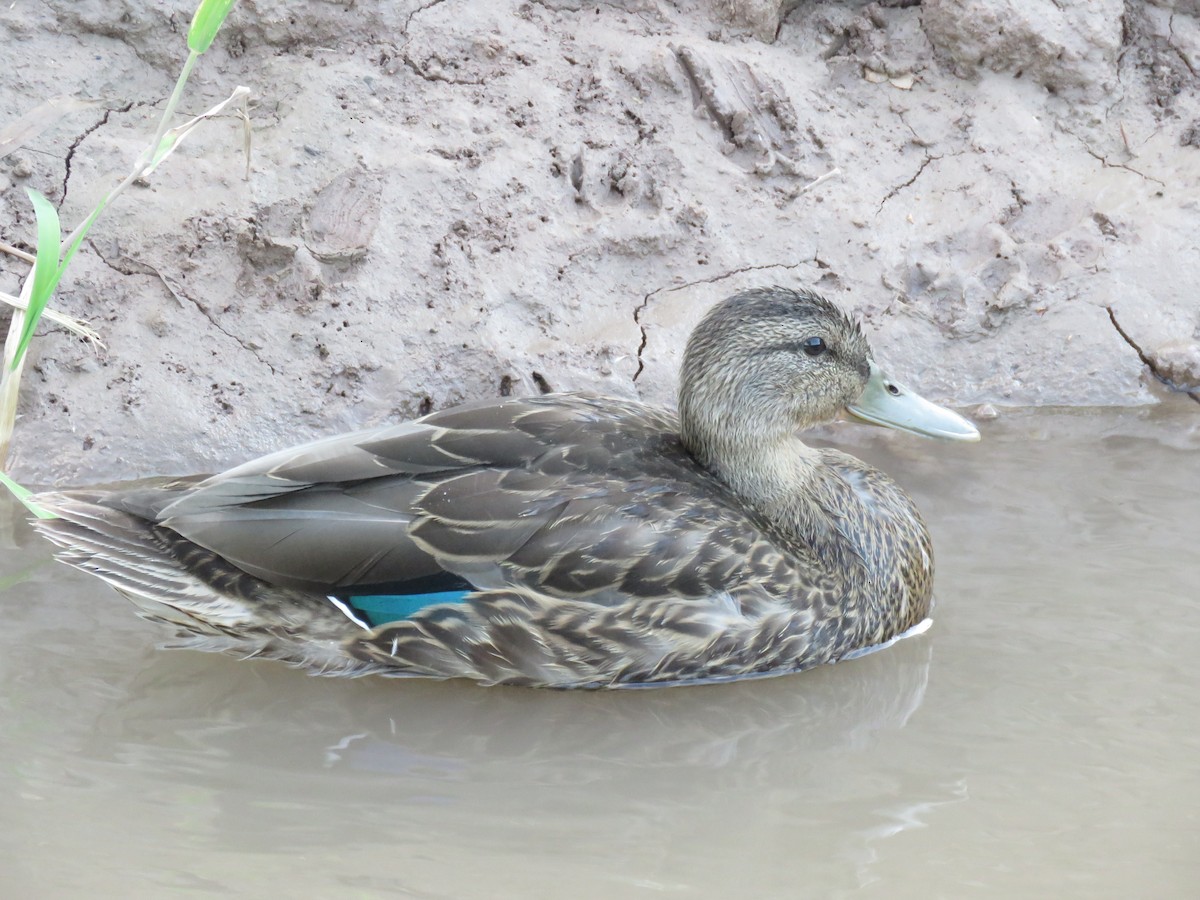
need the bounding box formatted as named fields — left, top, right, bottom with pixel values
left=113, top=394, right=769, bottom=600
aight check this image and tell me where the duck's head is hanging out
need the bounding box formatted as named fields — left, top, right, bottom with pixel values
left=678, top=287, right=979, bottom=471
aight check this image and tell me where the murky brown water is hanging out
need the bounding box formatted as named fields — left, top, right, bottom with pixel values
left=2, top=405, right=1198, bottom=898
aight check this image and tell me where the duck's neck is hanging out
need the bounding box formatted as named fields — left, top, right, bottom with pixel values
left=677, top=369, right=863, bottom=561
left=688, top=431, right=820, bottom=515
left=682, top=422, right=861, bottom=570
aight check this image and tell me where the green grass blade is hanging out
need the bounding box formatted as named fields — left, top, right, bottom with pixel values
left=188, top=0, right=237, bottom=54
left=58, top=199, right=106, bottom=279
left=0, top=470, right=57, bottom=519
left=12, top=189, right=62, bottom=371
left=150, top=131, right=178, bottom=170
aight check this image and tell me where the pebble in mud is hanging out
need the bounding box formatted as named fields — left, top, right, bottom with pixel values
left=1148, top=341, right=1200, bottom=391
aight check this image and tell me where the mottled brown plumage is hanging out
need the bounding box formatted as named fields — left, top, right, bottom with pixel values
left=32, top=287, right=977, bottom=687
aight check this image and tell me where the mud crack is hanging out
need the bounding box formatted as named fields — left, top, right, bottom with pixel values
left=632, top=261, right=813, bottom=381
left=61, top=101, right=136, bottom=205
left=89, top=242, right=278, bottom=376
left=1077, top=138, right=1166, bottom=187
left=402, top=0, right=450, bottom=34
left=1106, top=306, right=1200, bottom=404
left=178, top=291, right=278, bottom=377
left=632, top=294, right=652, bottom=382
left=400, top=0, right=485, bottom=85
left=877, top=153, right=939, bottom=215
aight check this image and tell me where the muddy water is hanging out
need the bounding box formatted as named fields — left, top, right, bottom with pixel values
left=1, top=405, right=1198, bottom=898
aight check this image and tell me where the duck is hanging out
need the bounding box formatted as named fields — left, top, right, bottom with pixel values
left=32, top=286, right=979, bottom=688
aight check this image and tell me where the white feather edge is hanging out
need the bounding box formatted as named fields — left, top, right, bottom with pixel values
left=838, top=616, right=932, bottom=662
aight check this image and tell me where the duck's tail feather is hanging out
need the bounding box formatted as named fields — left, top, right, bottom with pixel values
left=31, top=491, right=382, bottom=675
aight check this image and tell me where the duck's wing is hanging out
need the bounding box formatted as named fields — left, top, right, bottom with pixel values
left=108, top=396, right=573, bottom=592
left=105, top=394, right=797, bottom=603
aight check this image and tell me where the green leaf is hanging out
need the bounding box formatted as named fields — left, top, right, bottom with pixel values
left=188, top=0, right=237, bottom=54
left=149, top=131, right=178, bottom=169
left=0, top=470, right=57, bottom=519
left=58, top=200, right=105, bottom=279
left=12, top=189, right=62, bottom=371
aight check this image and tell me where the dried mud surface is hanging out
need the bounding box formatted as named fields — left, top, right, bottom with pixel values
left=1, top=0, right=1198, bottom=483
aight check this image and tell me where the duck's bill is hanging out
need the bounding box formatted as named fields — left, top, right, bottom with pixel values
left=846, top=361, right=980, bottom=442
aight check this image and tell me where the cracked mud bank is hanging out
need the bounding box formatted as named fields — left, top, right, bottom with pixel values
left=1, top=0, right=1198, bottom=483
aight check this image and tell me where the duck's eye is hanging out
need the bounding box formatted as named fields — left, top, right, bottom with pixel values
left=802, top=336, right=826, bottom=357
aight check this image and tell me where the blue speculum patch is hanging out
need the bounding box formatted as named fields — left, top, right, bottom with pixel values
left=348, top=590, right=471, bottom=627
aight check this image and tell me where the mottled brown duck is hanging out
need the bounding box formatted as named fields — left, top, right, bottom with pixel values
left=33, top=287, right=979, bottom=688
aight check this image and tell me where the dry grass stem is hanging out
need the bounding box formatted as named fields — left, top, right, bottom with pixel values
left=0, top=290, right=102, bottom=345
left=0, top=241, right=36, bottom=264
left=799, top=167, right=842, bottom=194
